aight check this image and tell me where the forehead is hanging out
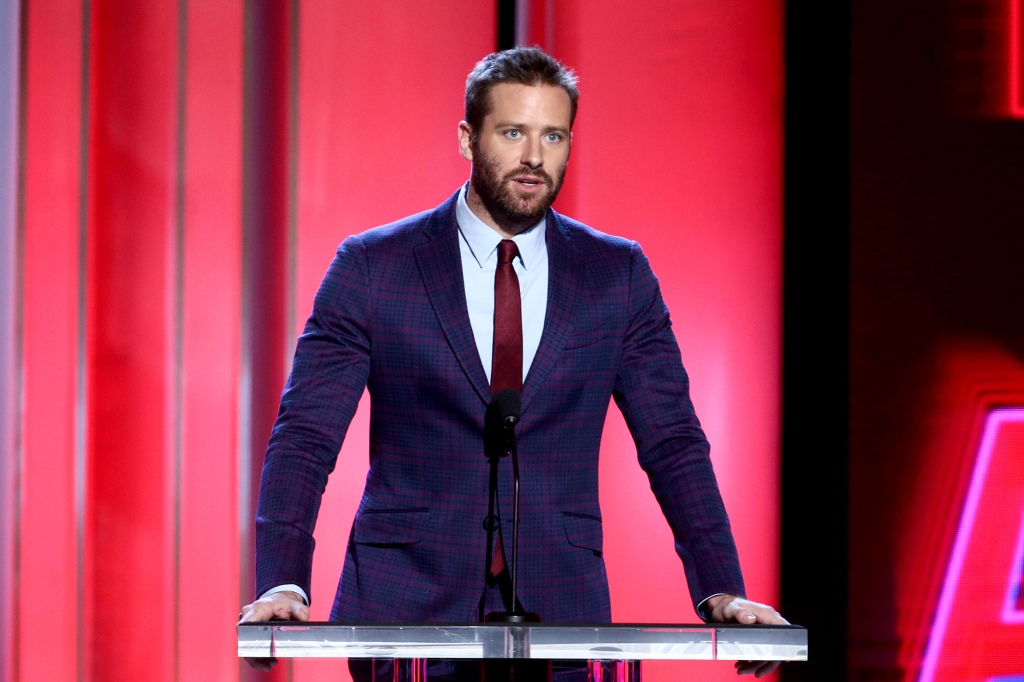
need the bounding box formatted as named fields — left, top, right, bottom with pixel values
left=483, top=83, right=572, bottom=128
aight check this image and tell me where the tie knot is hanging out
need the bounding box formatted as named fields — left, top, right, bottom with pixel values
left=497, top=239, right=518, bottom=266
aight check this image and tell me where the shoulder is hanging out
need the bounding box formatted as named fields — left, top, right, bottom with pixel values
left=344, top=191, right=458, bottom=253
left=550, top=211, right=644, bottom=265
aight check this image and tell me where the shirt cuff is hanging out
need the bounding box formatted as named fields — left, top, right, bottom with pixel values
left=696, top=593, right=727, bottom=622
left=260, top=584, right=309, bottom=605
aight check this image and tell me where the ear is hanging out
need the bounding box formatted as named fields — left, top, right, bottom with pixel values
left=458, top=121, right=474, bottom=162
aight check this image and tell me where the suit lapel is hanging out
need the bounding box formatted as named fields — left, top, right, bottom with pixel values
left=415, top=195, right=492, bottom=406
left=521, top=211, right=582, bottom=415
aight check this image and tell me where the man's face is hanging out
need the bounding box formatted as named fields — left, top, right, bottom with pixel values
left=459, top=83, right=572, bottom=236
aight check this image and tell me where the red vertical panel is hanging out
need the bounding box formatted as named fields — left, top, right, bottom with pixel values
left=19, top=1, right=85, bottom=680
left=1012, top=0, right=1024, bottom=116
left=293, top=3, right=494, bottom=680
left=545, top=3, right=783, bottom=680
left=178, top=1, right=244, bottom=680
left=85, top=1, right=178, bottom=680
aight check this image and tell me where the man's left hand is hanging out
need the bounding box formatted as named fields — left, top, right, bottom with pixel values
left=705, top=594, right=789, bottom=678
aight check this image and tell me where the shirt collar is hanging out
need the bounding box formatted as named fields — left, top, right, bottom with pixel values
left=456, top=183, right=546, bottom=270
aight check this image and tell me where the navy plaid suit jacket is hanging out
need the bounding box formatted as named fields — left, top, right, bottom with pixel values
left=254, top=189, right=745, bottom=623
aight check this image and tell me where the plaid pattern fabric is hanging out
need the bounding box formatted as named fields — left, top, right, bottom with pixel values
left=254, top=189, right=745, bottom=623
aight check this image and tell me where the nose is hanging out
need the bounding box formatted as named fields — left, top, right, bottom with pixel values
left=520, top=135, right=542, bottom=169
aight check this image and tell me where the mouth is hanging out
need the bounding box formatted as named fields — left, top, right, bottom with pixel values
left=510, top=175, right=548, bottom=192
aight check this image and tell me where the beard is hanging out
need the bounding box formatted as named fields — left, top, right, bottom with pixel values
left=470, top=141, right=567, bottom=230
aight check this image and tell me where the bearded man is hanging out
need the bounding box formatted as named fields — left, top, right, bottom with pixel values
left=240, top=46, right=786, bottom=679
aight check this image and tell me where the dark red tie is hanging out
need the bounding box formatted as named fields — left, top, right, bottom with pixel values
left=491, top=239, right=523, bottom=394
left=489, top=239, right=521, bottom=577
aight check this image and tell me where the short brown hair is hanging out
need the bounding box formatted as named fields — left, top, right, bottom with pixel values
left=465, top=46, right=580, bottom=132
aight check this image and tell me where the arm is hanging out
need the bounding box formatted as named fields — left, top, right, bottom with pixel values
left=253, top=236, right=373, bottom=606
left=611, top=241, right=746, bottom=611
left=611, top=243, right=789, bottom=678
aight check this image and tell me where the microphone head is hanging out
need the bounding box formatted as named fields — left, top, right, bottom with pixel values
left=492, top=388, right=521, bottom=425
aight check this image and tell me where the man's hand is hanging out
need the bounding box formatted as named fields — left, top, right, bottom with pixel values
left=705, top=594, right=789, bottom=678
left=237, top=590, right=310, bottom=671
left=706, top=593, right=788, bottom=626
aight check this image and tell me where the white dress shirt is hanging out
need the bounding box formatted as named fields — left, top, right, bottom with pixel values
left=455, top=183, right=548, bottom=384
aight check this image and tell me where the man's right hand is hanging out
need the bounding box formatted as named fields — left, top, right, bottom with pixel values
left=238, top=591, right=310, bottom=671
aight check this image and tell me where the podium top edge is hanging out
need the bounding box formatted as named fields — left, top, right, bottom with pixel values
left=237, top=621, right=806, bottom=630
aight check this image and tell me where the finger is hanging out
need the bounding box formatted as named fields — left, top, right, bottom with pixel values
left=749, top=607, right=789, bottom=625
left=239, top=595, right=310, bottom=624
left=239, top=600, right=285, bottom=623
left=238, top=601, right=274, bottom=623
left=734, top=660, right=781, bottom=677
left=721, top=602, right=758, bottom=623
left=733, top=601, right=788, bottom=625
left=289, top=599, right=310, bottom=622
left=735, top=660, right=760, bottom=675
left=237, top=604, right=260, bottom=624
left=271, top=599, right=308, bottom=620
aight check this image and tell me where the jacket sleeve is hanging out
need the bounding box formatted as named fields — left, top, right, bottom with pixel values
left=611, top=241, right=746, bottom=613
left=254, top=236, right=372, bottom=604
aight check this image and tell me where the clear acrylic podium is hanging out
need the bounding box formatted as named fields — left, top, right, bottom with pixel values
left=238, top=622, right=807, bottom=680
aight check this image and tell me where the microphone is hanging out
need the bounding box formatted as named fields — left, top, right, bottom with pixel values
left=485, top=389, right=539, bottom=624
left=492, top=388, right=520, bottom=425
left=491, top=388, right=520, bottom=457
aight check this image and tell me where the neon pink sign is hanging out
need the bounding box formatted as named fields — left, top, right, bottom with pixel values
left=918, top=408, right=1024, bottom=681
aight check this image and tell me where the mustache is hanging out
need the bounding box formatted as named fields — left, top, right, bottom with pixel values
left=504, top=168, right=553, bottom=185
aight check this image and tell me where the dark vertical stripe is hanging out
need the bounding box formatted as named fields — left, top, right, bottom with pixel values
left=238, top=0, right=255, bottom=645
left=514, top=0, right=528, bottom=48
left=780, top=2, right=850, bottom=681
left=172, top=0, right=188, bottom=679
left=75, top=2, right=92, bottom=681
left=497, top=0, right=516, bottom=50
left=240, top=7, right=292, bottom=680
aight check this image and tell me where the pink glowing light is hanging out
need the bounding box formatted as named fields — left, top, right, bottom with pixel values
left=1012, top=0, right=1024, bottom=116
left=1003, top=509, right=1024, bottom=624
left=917, top=408, right=1024, bottom=682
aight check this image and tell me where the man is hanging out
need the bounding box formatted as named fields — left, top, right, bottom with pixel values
left=240, top=47, right=787, bottom=678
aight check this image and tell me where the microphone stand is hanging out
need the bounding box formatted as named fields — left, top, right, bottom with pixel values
left=483, top=390, right=546, bottom=682
left=484, top=389, right=539, bottom=624
left=507, top=415, right=523, bottom=619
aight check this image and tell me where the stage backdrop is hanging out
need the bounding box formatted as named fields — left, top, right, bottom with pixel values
left=849, top=1, right=1024, bottom=680
left=3, top=1, right=782, bottom=681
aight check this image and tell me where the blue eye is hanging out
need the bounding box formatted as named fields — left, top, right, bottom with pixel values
left=506, top=130, right=521, bottom=139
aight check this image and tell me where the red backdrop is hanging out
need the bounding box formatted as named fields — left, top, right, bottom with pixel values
left=8, top=2, right=782, bottom=680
